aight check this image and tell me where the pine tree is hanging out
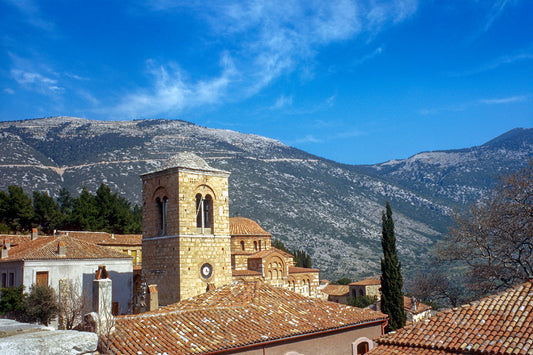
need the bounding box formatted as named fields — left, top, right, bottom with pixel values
left=380, top=201, right=406, bottom=332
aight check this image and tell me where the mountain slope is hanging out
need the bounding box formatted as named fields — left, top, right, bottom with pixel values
left=0, top=117, right=530, bottom=279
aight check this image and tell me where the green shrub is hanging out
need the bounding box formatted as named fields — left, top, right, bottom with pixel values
left=24, top=284, right=60, bottom=326
left=0, top=286, right=25, bottom=315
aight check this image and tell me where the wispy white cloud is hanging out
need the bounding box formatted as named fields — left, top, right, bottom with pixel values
left=292, top=134, right=324, bottom=144
left=271, top=95, right=293, bottom=110
left=483, top=0, right=514, bottom=32
left=420, top=94, right=529, bottom=115
left=11, top=69, right=62, bottom=93
left=354, top=46, right=384, bottom=66
left=120, top=1, right=419, bottom=117
left=449, top=47, right=533, bottom=77
left=479, top=95, right=528, bottom=105
left=110, top=54, right=238, bottom=118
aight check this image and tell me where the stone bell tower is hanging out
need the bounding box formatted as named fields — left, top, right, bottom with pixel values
left=141, top=152, right=232, bottom=306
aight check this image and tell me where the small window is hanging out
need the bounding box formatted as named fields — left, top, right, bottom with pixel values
left=240, top=240, right=245, bottom=251
left=1, top=273, right=6, bottom=288
left=36, top=271, right=48, bottom=287
left=8, top=272, right=15, bottom=287
left=254, top=241, right=258, bottom=251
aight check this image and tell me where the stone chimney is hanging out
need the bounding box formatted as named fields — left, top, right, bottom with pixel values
left=0, top=245, right=8, bottom=259
left=147, top=284, right=159, bottom=312
left=57, top=241, right=66, bottom=257
left=88, top=265, right=114, bottom=335
left=31, top=228, right=38, bottom=240
left=411, top=296, right=417, bottom=312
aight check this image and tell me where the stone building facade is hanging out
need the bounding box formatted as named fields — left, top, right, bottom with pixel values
left=229, top=217, right=320, bottom=297
left=141, top=153, right=232, bottom=305
left=141, top=153, right=320, bottom=305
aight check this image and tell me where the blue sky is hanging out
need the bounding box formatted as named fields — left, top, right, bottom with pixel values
left=0, top=1, right=531, bottom=164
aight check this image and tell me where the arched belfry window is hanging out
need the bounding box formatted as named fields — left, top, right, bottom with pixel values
left=156, top=196, right=168, bottom=236
left=196, top=193, right=213, bottom=234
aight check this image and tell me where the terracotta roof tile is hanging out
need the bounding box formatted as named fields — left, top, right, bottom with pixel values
left=289, top=266, right=320, bottom=274
left=249, top=247, right=294, bottom=259
left=56, top=231, right=141, bottom=246
left=349, top=278, right=381, bottom=286
left=321, top=284, right=350, bottom=297
left=232, top=269, right=262, bottom=277
left=101, top=281, right=388, bottom=354
left=229, top=217, right=271, bottom=236
left=0, top=235, right=31, bottom=247
left=370, top=280, right=533, bottom=355
left=0, top=236, right=131, bottom=261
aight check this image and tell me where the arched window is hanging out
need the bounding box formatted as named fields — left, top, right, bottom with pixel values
left=352, top=337, right=373, bottom=355
left=156, top=196, right=168, bottom=235
left=240, top=240, right=245, bottom=251
left=254, top=241, right=258, bottom=251
left=196, top=194, right=213, bottom=234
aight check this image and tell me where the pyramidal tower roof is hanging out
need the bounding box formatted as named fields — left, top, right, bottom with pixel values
left=143, top=152, right=229, bottom=176
left=162, top=152, right=213, bottom=170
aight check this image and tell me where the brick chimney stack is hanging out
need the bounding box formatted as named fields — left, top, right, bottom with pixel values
left=31, top=228, right=38, bottom=240
left=147, top=285, right=159, bottom=312
left=58, top=241, right=66, bottom=257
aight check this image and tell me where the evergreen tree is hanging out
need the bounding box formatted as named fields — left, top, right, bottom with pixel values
left=33, top=191, right=61, bottom=234
left=68, top=187, right=99, bottom=231
left=6, top=186, right=34, bottom=233
left=380, top=201, right=406, bottom=332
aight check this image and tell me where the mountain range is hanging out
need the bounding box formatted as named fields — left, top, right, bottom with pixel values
left=0, top=117, right=531, bottom=280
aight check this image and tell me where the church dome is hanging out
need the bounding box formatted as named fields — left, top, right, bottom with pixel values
left=230, top=217, right=271, bottom=236
left=161, top=152, right=214, bottom=170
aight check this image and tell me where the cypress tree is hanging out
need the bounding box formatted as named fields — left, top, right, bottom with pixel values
left=380, top=201, right=406, bottom=332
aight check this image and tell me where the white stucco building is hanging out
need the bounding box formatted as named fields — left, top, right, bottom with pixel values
left=0, top=235, right=133, bottom=315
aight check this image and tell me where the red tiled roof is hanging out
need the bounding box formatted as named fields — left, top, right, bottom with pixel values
left=0, top=236, right=131, bottom=261
left=229, top=217, right=271, bottom=236
left=232, top=269, right=262, bottom=277
left=289, top=266, right=320, bottom=274
left=56, top=231, right=142, bottom=246
left=0, top=235, right=31, bottom=247
left=101, top=281, right=388, bottom=354
left=249, top=246, right=294, bottom=259
left=370, top=280, right=533, bottom=355
left=321, top=284, right=350, bottom=297
left=370, top=345, right=460, bottom=354
left=350, top=278, right=381, bottom=286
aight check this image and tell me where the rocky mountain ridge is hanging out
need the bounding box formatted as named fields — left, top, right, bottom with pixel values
left=0, top=117, right=531, bottom=279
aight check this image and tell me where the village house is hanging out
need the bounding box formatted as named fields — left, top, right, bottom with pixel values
left=349, top=278, right=381, bottom=299
left=369, top=280, right=533, bottom=354
left=320, top=283, right=351, bottom=303
left=101, top=280, right=389, bottom=355
left=0, top=235, right=133, bottom=315
left=55, top=230, right=142, bottom=267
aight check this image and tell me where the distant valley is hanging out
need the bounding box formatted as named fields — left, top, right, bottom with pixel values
left=0, top=117, right=531, bottom=280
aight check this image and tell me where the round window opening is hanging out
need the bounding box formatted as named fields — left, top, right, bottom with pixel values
left=200, top=263, right=213, bottom=279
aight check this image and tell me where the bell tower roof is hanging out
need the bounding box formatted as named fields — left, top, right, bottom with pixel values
left=142, top=152, right=229, bottom=177
left=162, top=152, right=213, bottom=170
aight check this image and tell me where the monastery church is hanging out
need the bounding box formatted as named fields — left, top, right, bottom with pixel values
left=141, top=152, right=319, bottom=305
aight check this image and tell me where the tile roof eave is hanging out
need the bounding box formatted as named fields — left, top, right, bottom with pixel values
left=203, top=318, right=388, bottom=355
left=4, top=256, right=133, bottom=262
